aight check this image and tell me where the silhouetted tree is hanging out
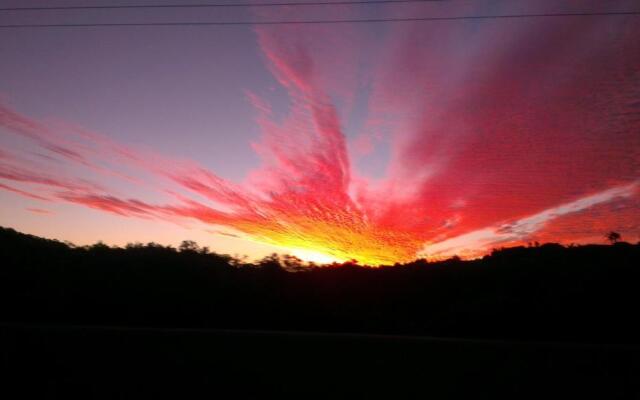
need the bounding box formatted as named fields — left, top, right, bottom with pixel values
left=257, top=253, right=284, bottom=273
left=179, top=240, right=200, bottom=252
left=281, top=254, right=306, bottom=272
left=606, top=231, right=621, bottom=244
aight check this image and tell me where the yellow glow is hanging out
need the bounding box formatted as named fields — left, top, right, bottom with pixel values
left=236, top=214, right=423, bottom=266
left=291, top=248, right=344, bottom=265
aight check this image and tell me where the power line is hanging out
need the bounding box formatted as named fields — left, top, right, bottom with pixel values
left=0, top=10, right=638, bottom=28
left=1, top=0, right=445, bottom=12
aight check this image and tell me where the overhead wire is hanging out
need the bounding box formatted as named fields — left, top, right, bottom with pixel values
left=0, top=0, right=447, bottom=12
left=0, top=10, right=639, bottom=28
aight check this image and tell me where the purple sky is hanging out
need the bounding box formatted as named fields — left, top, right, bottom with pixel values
left=1, top=0, right=639, bottom=263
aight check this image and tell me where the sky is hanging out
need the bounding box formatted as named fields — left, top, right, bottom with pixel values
left=1, top=0, right=639, bottom=265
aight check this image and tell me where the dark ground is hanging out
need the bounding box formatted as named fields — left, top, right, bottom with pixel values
left=1, top=226, right=640, bottom=398
left=3, top=323, right=639, bottom=399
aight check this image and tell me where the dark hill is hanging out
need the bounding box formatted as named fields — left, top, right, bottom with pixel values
left=1, top=226, right=639, bottom=344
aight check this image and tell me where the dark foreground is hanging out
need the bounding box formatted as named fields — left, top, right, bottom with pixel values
left=2, top=323, right=639, bottom=399
left=3, top=226, right=640, bottom=343
left=2, top=226, right=640, bottom=397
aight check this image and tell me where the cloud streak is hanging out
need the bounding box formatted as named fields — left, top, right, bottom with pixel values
left=424, top=182, right=639, bottom=259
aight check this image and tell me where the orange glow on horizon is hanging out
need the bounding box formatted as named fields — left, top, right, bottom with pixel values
left=290, top=248, right=344, bottom=265
left=234, top=214, right=426, bottom=266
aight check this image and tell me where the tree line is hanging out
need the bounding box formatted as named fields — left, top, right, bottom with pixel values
left=1, top=226, right=639, bottom=344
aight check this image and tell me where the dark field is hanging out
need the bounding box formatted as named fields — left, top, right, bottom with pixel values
left=3, top=323, right=640, bottom=399
left=2, top=226, right=640, bottom=398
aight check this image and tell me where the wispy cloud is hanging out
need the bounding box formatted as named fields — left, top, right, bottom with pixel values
left=424, top=182, right=639, bottom=259
left=1, top=4, right=639, bottom=264
left=26, top=207, right=53, bottom=215
left=0, top=182, right=50, bottom=202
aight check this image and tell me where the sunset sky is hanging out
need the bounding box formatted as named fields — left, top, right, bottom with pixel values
left=1, top=0, right=639, bottom=264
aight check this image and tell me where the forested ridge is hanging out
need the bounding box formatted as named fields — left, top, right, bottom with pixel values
left=2, top=226, right=639, bottom=344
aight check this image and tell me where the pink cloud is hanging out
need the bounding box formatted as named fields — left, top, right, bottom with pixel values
left=26, top=208, right=53, bottom=215
left=1, top=6, right=638, bottom=263
left=424, top=182, right=639, bottom=259
left=0, top=182, right=50, bottom=202
left=358, top=2, right=640, bottom=241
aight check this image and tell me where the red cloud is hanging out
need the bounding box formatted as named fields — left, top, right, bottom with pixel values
left=1, top=6, right=639, bottom=263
